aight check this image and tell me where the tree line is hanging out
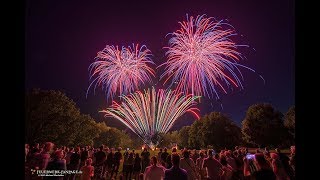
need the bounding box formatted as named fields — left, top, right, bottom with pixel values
left=161, top=104, right=295, bottom=150
left=25, top=89, right=295, bottom=149
left=25, top=89, right=138, bottom=148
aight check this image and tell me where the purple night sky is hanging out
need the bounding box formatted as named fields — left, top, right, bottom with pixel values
left=25, top=0, right=294, bottom=130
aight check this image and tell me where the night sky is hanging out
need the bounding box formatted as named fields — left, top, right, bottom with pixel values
left=25, top=0, right=295, bottom=130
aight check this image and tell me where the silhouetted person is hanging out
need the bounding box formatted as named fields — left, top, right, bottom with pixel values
left=270, top=153, right=289, bottom=180
left=133, top=153, right=142, bottom=180
left=125, top=152, right=134, bottom=180
left=44, top=150, right=66, bottom=180
left=106, top=148, right=114, bottom=178
left=81, top=146, right=89, bottom=167
left=196, top=151, right=206, bottom=180
left=157, top=148, right=163, bottom=164
left=164, top=153, right=187, bottom=180
left=65, top=147, right=74, bottom=166
left=220, top=155, right=234, bottom=180
left=94, top=146, right=106, bottom=179
left=276, top=148, right=294, bottom=179
left=191, top=149, right=199, bottom=163
left=68, top=147, right=81, bottom=180
left=161, top=148, right=169, bottom=166
left=202, top=149, right=223, bottom=180
left=111, top=147, right=122, bottom=179
left=122, top=149, right=130, bottom=179
left=165, top=147, right=177, bottom=169
left=141, top=147, right=150, bottom=172
left=180, top=150, right=197, bottom=180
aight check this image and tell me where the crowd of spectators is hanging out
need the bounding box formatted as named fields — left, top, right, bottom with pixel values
left=25, top=142, right=295, bottom=180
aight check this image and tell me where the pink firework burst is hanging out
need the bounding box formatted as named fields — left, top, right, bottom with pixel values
left=87, top=44, right=155, bottom=99
left=159, top=14, right=258, bottom=99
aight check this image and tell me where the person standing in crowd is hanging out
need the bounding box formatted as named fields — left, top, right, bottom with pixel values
left=141, top=147, right=151, bottom=172
left=243, top=153, right=258, bottom=177
left=166, top=147, right=177, bottom=169
left=219, top=155, right=234, bottom=180
left=161, top=148, right=169, bottom=166
left=37, top=142, right=54, bottom=170
left=61, top=146, right=67, bottom=157
left=196, top=151, right=206, bottom=180
left=191, top=149, right=199, bottom=164
left=157, top=148, right=163, bottom=164
left=202, top=149, right=223, bottom=180
left=111, top=147, right=122, bottom=179
left=44, top=150, right=67, bottom=180
left=126, top=152, right=134, bottom=180
left=102, top=146, right=109, bottom=176
left=81, top=146, right=89, bottom=167
left=270, top=153, right=289, bottom=180
left=244, top=153, right=276, bottom=180
left=67, top=146, right=81, bottom=180
left=225, top=150, right=237, bottom=171
left=203, top=150, right=208, bottom=158
left=27, top=145, right=42, bottom=170
left=180, top=150, right=197, bottom=180
left=232, top=150, right=244, bottom=179
left=88, top=147, right=94, bottom=159
left=264, top=150, right=272, bottom=165
left=133, top=153, right=142, bottom=180
left=275, top=148, right=294, bottom=180
left=122, top=149, right=130, bottom=179
left=80, top=158, right=94, bottom=180
left=164, top=153, right=187, bottom=180
left=65, top=147, right=74, bottom=166
left=106, top=148, right=114, bottom=178
left=94, top=145, right=106, bottom=180
left=144, top=156, right=165, bottom=180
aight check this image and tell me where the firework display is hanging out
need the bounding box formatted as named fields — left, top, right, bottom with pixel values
left=87, top=14, right=261, bottom=148
left=159, top=14, right=256, bottom=99
left=100, top=87, right=200, bottom=148
left=87, top=44, right=155, bottom=99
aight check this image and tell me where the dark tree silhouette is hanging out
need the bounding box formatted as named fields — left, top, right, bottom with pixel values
left=178, top=126, right=191, bottom=148
left=25, top=89, right=107, bottom=146
left=284, top=106, right=295, bottom=139
left=242, top=103, right=287, bottom=148
left=188, top=112, right=241, bottom=150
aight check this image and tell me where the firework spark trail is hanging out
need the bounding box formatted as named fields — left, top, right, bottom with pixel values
left=100, top=87, right=200, bottom=147
left=159, top=14, right=262, bottom=99
left=87, top=44, right=155, bottom=99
